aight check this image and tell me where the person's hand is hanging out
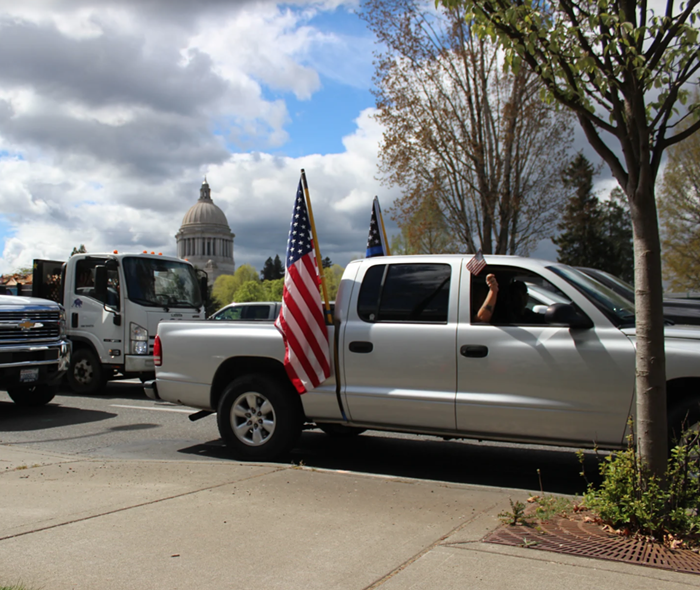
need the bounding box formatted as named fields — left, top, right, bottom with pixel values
left=486, top=273, right=498, bottom=293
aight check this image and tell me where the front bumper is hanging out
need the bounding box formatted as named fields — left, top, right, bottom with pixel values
left=125, top=354, right=155, bottom=373
left=0, top=338, right=71, bottom=389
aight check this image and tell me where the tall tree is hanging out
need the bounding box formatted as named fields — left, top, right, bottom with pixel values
left=71, top=245, right=87, bottom=256
left=260, top=256, right=285, bottom=281
left=658, top=108, right=700, bottom=292
left=395, top=193, right=459, bottom=254
left=441, top=0, right=700, bottom=475
left=553, top=154, right=606, bottom=267
left=599, top=188, right=634, bottom=284
left=362, top=0, right=574, bottom=255
left=554, top=156, right=634, bottom=282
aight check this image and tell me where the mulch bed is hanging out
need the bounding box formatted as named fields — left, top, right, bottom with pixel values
left=482, top=514, right=700, bottom=575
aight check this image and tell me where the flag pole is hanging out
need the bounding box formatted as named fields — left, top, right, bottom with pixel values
left=376, top=196, right=391, bottom=256
left=300, top=169, right=333, bottom=324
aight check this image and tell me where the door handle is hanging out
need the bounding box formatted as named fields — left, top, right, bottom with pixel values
left=349, top=341, right=373, bottom=354
left=460, top=344, right=488, bottom=358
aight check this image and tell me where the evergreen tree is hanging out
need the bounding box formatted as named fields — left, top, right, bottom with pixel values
left=322, top=256, right=332, bottom=269
left=554, top=156, right=633, bottom=281
left=599, top=188, right=634, bottom=284
left=71, top=245, right=87, bottom=256
left=273, top=255, right=284, bottom=278
left=260, top=255, right=285, bottom=280
left=553, top=154, right=605, bottom=268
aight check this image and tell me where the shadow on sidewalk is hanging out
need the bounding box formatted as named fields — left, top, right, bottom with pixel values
left=179, top=430, right=604, bottom=496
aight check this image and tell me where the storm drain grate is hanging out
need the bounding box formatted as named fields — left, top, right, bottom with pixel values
left=482, top=516, right=700, bottom=575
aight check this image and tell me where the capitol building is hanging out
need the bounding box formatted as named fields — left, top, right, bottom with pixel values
left=175, top=179, right=235, bottom=284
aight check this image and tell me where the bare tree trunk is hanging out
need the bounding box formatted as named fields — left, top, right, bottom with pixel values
left=629, top=182, right=668, bottom=475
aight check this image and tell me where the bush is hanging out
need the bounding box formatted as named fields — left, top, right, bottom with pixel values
left=582, top=424, right=700, bottom=544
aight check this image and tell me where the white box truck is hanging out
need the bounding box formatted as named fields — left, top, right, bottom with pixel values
left=33, top=252, right=207, bottom=394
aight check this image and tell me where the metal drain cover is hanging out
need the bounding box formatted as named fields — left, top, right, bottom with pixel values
left=483, top=517, right=700, bottom=575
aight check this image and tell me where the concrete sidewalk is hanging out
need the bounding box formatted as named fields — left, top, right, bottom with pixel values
left=0, top=445, right=696, bottom=590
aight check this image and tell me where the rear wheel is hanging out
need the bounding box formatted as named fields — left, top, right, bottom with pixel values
left=67, top=348, right=106, bottom=395
left=8, top=383, right=58, bottom=407
left=217, top=374, right=302, bottom=462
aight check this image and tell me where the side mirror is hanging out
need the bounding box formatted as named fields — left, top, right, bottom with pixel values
left=545, top=303, right=593, bottom=329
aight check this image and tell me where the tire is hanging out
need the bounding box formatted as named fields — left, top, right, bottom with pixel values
left=8, top=383, right=58, bottom=407
left=217, top=374, right=303, bottom=462
left=67, top=348, right=106, bottom=395
left=317, top=423, right=366, bottom=438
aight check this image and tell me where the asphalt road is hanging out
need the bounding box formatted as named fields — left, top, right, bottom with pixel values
left=0, top=380, right=604, bottom=496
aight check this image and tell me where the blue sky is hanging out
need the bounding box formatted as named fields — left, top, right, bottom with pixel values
left=0, top=0, right=575, bottom=276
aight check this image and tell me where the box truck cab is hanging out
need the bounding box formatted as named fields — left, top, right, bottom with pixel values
left=33, top=252, right=206, bottom=394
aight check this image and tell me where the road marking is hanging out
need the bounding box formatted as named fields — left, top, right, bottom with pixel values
left=110, top=404, right=196, bottom=414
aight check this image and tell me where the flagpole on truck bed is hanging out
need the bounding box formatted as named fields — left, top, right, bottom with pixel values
left=300, top=169, right=333, bottom=325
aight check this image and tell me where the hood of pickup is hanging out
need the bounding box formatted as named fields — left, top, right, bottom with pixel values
left=0, top=294, right=60, bottom=310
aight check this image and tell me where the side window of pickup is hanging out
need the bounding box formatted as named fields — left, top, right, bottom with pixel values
left=358, top=263, right=451, bottom=323
left=470, top=267, right=571, bottom=325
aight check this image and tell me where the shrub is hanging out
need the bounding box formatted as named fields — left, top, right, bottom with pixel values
left=582, top=424, right=700, bottom=544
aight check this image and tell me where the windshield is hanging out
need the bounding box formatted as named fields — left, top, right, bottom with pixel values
left=123, top=257, right=202, bottom=309
left=550, top=265, right=636, bottom=327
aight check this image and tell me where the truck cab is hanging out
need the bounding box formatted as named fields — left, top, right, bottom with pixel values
left=33, top=252, right=207, bottom=394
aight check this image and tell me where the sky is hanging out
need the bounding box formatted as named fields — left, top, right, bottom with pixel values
left=0, top=0, right=612, bottom=276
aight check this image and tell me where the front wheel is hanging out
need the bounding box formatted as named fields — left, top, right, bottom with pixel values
left=8, top=383, right=58, bottom=407
left=217, top=374, right=303, bottom=462
left=67, top=348, right=106, bottom=395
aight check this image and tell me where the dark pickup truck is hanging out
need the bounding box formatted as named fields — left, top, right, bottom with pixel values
left=0, top=294, right=71, bottom=406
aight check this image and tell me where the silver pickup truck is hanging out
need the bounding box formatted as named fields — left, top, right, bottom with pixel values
left=146, top=255, right=700, bottom=461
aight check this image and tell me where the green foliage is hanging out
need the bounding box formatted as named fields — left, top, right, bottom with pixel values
left=233, top=278, right=284, bottom=302
left=533, top=495, right=573, bottom=522
left=582, top=427, right=700, bottom=543
left=553, top=155, right=633, bottom=282
left=658, top=99, right=700, bottom=292
left=498, top=499, right=530, bottom=526
left=323, top=264, right=344, bottom=301
left=211, top=264, right=260, bottom=307
left=233, top=280, right=267, bottom=302
left=70, top=244, right=87, bottom=256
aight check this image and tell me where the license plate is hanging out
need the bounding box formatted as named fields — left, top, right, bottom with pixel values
left=20, top=368, right=39, bottom=383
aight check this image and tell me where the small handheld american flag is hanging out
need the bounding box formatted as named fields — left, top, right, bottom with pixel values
left=466, top=250, right=486, bottom=275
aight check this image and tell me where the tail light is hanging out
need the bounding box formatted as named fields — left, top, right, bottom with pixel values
left=154, top=334, right=162, bottom=366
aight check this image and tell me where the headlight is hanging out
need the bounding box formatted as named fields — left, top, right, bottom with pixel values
left=59, top=306, right=67, bottom=338
left=130, top=322, right=149, bottom=355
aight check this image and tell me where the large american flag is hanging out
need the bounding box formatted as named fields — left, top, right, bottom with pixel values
left=274, top=179, right=331, bottom=394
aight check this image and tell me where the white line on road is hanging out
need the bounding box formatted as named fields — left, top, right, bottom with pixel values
left=110, top=404, right=196, bottom=414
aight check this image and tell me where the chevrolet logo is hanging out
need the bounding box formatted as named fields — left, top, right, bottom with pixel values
left=18, top=319, right=43, bottom=331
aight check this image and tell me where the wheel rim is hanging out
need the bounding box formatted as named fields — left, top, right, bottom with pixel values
left=74, top=358, right=94, bottom=385
left=230, top=391, right=276, bottom=446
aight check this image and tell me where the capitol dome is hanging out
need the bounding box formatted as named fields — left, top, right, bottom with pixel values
left=181, top=186, right=229, bottom=227
left=175, top=179, right=235, bottom=285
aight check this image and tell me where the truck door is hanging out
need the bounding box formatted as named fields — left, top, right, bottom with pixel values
left=68, top=257, right=124, bottom=361
left=340, top=261, right=460, bottom=431
left=456, top=264, right=635, bottom=447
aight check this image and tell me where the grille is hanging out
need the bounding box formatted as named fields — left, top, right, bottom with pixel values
left=483, top=515, right=700, bottom=575
left=0, top=311, right=61, bottom=343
